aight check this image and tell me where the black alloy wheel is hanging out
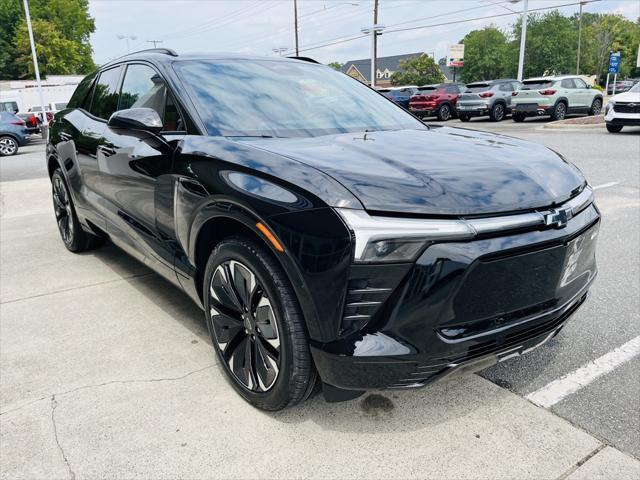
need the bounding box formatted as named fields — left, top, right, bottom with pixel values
left=0, top=136, right=18, bottom=156
left=459, top=114, right=470, bottom=122
left=513, top=113, right=526, bottom=122
left=204, top=236, right=317, bottom=410
left=552, top=102, right=567, bottom=121
left=606, top=123, right=623, bottom=133
left=490, top=103, right=505, bottom=122
left=589, top=98, right=602, bottom=116
left=51, top=168, right=103, bottom=252
left=437, top=104, right=451, bottom=121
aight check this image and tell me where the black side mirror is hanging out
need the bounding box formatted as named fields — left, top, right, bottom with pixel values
left=108, top=108, right=163, bottom=135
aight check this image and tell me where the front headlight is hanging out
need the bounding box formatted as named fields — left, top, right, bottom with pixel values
left=336, top=208, right=474, bottom=263
left=605, top=101, right=615, bottom=113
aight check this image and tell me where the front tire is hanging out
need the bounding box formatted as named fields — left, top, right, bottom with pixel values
left=0, top=136, right=18, bottom=156
left=437, top=104, right=452, bottom=121
left=51, top=168, right=104, bottom=252
left=589, top=98, right=602, bottom=116
left=203, top=236, right=317, bottom=410
left=606, top=123, right=623, bottom=133
left=489, top=103, right=505, bottom=122
left=459, top=114, right=470, bottom=122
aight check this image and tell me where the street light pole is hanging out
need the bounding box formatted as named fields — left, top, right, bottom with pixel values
left=576, top=1, right=585, bottom=74
left=293, top=0, right=299, bottom=56
left=372, top=0, right=379, bottom=87
left=361, top=24, right=385, bottom=88
left=516, top=0, right=529, bottom=81
left=22, top=0, right=48, bottom=130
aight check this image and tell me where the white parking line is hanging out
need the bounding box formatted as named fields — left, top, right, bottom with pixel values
left=592, top=182, right=620, bottom=190
left=525, top=336, right=640, bottom=408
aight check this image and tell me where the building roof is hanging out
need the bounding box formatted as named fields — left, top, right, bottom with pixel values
left=341, top=52, right=425, bottom=82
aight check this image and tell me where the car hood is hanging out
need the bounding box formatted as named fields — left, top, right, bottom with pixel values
left=242, top=127, right=585, bottom=216
left=611, top=90, right=640, bottom=102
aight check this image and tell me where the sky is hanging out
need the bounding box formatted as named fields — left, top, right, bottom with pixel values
left=89, top=0, right=639, bottom=65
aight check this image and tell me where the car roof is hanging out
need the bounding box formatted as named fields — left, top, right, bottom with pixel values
left=524, top=75, right=579, bottom=81
left=100, top=48, right=322, bottom=70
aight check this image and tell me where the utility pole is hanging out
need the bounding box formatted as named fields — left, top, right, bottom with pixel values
left=22, top=0, right=48, bottom=132
left=294, top=0, right=299, bottom=56
left=147, top=40, right=163, bottom=48
left=372, top=0, right=379, bottom=87
left=516, top=0, right=529, bottom=81
left=576, top=1, right=584, bottom=74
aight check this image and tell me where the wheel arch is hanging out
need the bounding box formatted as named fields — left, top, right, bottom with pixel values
left=190, top=208, right=323, bottom=340
left=554, top=97, right=569, bottom=108
left=47, top=154, right=60, bottom=179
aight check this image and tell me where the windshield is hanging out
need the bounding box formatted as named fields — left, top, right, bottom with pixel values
left=175, top=59, right=426, bottom=138
left=629, top=82, right=640, bottom=93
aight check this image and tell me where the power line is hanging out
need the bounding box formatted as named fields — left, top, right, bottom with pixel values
left=285, top=0, right=602, bottom=56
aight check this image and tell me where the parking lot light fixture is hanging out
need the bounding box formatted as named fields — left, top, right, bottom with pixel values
left=361, top=24, right=386, bottom=88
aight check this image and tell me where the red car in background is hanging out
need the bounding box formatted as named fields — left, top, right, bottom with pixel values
left=409, top=83, right=465, bottom=121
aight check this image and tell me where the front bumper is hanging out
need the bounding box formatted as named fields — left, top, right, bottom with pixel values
left=605, top=109, right=640, bottom=126
left=312, top=204, right=600, bottom=391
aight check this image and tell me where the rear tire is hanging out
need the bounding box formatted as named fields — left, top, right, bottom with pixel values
left=589, top=98, right=602, bottom=116
left=437, top=104, right=452, bottom=121
left=203, top=236, right=317, bottom=411
left=489, top=103, right=505, bottom=122
left=0, top=136, right=18, bottom=156
left=606, top=123, right=623, bottom=133
left=51, top=168, right=105, bottom=252
left=551, top=102, right=567, bottom=121
left=513, top=113, right=526, bottom=122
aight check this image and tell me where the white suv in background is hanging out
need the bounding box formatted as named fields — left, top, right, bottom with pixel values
left=605, top=82, right=640, bottom=133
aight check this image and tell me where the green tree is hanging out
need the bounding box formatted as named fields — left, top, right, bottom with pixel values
left=0, top=0, right=95, bottom=79
left=458, top=26, right=509, bottom=83
left=509, top=11, right=577, bottom=78
left=390, top=55, right=444, bottom=86
left=328, top=61, right=343, bottom=71
left=577, top=13, right=640, bottom=81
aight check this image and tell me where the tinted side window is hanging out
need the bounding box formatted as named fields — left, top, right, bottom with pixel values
left=68, top=72, right=97, bottom=109
left=499, top=83, right=513, bottom=92
left=90, top=66, right=122, bottom=119
left=445, top=85, right=459, bottom=93
left=561, top=78, right=576, bottom=89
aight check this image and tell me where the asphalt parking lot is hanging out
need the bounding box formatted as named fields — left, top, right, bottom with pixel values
left=1, top=121, right=639, bottom=479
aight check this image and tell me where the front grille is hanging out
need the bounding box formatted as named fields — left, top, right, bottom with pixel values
left=614, top=102, right=640, bottom=114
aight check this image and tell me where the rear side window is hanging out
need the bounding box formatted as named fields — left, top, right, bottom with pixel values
left=561, top=78, right=576, bottom=89
left=445, top=85, right=459, bottom=93
left=67, top=72, right=97, bottom=109
left=90, top=66, right=122, bottom=120
left=499, top=83, right=513, bottom=92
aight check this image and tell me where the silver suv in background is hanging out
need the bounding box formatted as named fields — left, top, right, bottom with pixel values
left=457, top=79, right=522, bottom=122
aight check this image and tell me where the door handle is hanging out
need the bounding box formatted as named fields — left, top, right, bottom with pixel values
left=60, top=132, right=72, bottom=141
left=178, top=177, right=208, bottom=197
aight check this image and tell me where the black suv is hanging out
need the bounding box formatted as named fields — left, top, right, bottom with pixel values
left=48, top=49, right=600, bottom=410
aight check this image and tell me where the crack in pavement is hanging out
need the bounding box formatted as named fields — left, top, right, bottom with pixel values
left=0, top=364, right=216, bottom=416
left=51, top=395, right=76, bottom=480
left=555, top=444, right=606, bottom=480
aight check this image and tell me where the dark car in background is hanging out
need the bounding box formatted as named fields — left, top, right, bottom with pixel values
left=0, top=111, right=29, bottom=156
left=378, top=86, right=418, bottom=109
left=457, top=79, right=521, bottom=122
left=48, top=50, right=600, bottom=411
left=409, top=83, right=465, bottom=120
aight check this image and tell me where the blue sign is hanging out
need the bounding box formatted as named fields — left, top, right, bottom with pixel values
left=608, top=52, right=621, bottom=74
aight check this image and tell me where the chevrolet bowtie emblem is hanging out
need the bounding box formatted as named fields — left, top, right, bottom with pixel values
left=544, top=208, right=570, bottom=228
